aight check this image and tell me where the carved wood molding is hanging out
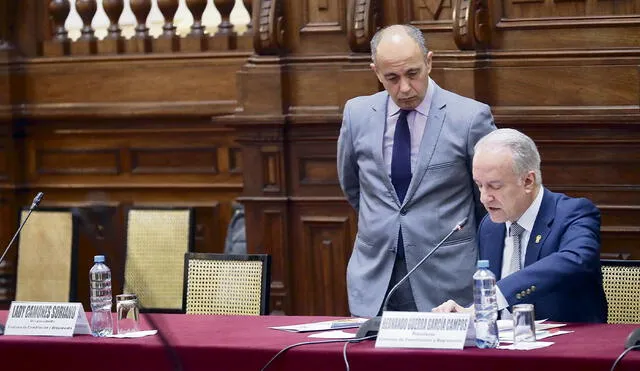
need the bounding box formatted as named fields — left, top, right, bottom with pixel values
left=496, top=16, right=640, bottom=30
left=253, top=0, right=285, bottom=55
left=493, top=106, right=640, bottom=125
left=235, top=127, right=284, bottom=143
left=453, top=0, right=491, bottom=50
left=347, top=0, right=380, bottom=53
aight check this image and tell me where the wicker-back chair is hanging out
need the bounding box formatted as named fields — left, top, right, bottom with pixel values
left=15, top=209, right=78, bottom=302
left=124, top=208, right=193, bottom=312
left=183, top=253, right=270, bottom=315
left=601, top=259, right=640, bottom=324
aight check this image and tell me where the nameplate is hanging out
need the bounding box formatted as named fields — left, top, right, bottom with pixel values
left=4, top=301, right=91, bottom=337
left=376, top=311, right=472, bottom=349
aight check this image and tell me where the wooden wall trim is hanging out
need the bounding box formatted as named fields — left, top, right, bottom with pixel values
left=17, top=101, right=238, bottom=119
left=496, top=15, right=640, bottom=30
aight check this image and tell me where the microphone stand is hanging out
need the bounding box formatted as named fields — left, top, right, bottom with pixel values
left=0, top=192, right=45, bottom=335
left=355, top=217, right=468, bottom=339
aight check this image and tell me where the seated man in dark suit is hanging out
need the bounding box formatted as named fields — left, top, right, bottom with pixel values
left=433, top=128, right=607, bottom=323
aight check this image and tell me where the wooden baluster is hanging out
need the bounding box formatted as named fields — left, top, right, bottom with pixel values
left=182, top=0, right=208, bottom=52
left=214, top=0, right=235, bottom=35
left=187, top=0, right=207, bottom=36
left=104, top=0, right=124, bottom=39
left=127, top=0, right=152, bottom=53
left=99, top=0, right=124, bottom=54
left=209, top=0, right=237, bottom=50
left=155, top=0, right=180, bottom=52
left=43, top=0, right=71, bottom=56
left=237, top=0, right=253, bottom=50
left=243, top=0, right=253, bottom=34
left=72, top=0, right=98, bottom=55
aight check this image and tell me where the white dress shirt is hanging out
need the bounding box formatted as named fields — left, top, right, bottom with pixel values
left=496, top=187, right=544, bottom=311
left=383, top=78, right=435, bottom=175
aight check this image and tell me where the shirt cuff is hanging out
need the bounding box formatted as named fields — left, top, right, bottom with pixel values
left=496, top=286, right=509, bottom=310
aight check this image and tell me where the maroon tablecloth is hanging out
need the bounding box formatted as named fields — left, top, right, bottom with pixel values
left=1, top=311, right=639, bottom=371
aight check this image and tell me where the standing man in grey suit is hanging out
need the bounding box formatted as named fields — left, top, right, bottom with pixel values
left=337, top=24, right=496, bottom=317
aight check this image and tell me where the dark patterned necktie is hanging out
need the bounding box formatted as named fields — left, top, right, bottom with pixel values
left=509, top=222, right=526, bottom=274
left=391, top=110, right=412, bottom=203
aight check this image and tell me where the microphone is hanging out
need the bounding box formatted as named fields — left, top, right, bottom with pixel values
left=625, top=328, right=640, bottom=350
left=0, top=192, right=45, bottom=335
left=355, top=217, right=468, bottom=339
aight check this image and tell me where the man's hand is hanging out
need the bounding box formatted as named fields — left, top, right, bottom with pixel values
left=432, top=300, right=473, bottom=313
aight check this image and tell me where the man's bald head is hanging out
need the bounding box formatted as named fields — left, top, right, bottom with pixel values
left=370, top=25, right=428, bottom=64
left=369, top=24, right=432, bottom=110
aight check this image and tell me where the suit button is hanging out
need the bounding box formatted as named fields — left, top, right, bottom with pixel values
left=526, top=289, right=531, bottom=295
left=516, top=294, right=522, bottom=299
left=400, top=209, right=407, bottom=216
left=531, top=286, right=536, bottom=292
left=520, top=291, right=526, bottom=296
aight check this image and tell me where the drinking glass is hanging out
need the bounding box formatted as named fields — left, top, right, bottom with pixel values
left=513, top=304, right=536, bottom=344
left=116, top=294, right=140, bottom=335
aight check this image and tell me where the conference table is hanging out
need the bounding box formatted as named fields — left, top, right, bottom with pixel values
left=0, top=311, right=639, bottom=371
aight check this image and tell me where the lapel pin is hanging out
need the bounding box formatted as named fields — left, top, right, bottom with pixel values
left=535, top=235, right=542, bottom=244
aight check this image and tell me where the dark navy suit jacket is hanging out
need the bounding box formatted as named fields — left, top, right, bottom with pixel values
left=478, top=188, right=608, bottom=323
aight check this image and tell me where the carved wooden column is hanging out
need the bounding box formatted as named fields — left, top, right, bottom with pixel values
left=231, top=0, right=289, bottom=314
left=449, top=0, right=491, bottom=99
left=0, top=0, right=13, bottom=308
left=71, top=0, right=98, bottom=55
left=209, top=0, right=237, bottom=50
left=182, top=0, right=208, bottom=52
left=127, top=0, right=152, bottom=53
left=154, top=0, right=180, bottom=52
left=453, top=0, right=491, bottom=50
left=236, top=0, right=254, bottom=50
left=253, top=0, right=284, bottom=55
left=98, top=0, right=124, bottom=54
left=0, top=0, right=26, bottom=308
left=347, top=0, right=380, bottom=53
left=42, top=0, right=71, bottom=56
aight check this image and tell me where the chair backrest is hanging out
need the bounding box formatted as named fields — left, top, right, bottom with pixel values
left=15, top=209, right=78, bottom=302
left=601, top=259, right=640, bottom=324
left=224, top=202, right=246, bottom=255
left=124, top=208, right=193, bottom=312
left=183, top=253, right=270, bottom=315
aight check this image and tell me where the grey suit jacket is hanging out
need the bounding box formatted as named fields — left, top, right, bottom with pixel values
left=337, top=80, right=496, bottom=317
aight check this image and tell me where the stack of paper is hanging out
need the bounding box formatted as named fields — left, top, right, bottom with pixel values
left=269, top=318, right=368, bottom=333
left=497, top=319, right=572, bottom=343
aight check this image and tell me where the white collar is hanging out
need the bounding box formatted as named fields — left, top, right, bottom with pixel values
left=506, top=186, right=544, bottom=234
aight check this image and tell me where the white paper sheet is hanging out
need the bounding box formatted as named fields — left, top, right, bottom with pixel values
left=308, top=330, right=357, bottom=339
left=498, top=341, right=554, bottom=350
left=107, top=329, right=158, bottom=338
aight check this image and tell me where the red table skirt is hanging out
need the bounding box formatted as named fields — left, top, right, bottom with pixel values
left=1, top=311, right=639, bottom=371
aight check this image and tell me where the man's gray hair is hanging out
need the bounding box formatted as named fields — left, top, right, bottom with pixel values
left=370, top=24, right=428, bottom=63
left=475, top=128, right=543, bottom=185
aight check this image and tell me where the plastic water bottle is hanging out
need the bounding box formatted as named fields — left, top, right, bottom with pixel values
left=473, top=259, right=499, bottom=348
left=89, top=255, right=113, bottom=337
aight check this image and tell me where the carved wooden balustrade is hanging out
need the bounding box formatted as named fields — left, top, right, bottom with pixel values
left=42, top=0, right=253, bottom=56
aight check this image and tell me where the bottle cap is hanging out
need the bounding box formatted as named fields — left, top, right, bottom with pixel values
left=477, top=259, right=489, bottom=269
left=94, top=255, right=105, bottom=263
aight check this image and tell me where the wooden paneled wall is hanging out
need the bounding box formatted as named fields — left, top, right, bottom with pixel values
left=0, top=0, right=639, bottom=315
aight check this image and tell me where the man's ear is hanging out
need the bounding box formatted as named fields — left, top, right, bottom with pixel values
left=370, top=63, right=383, bottom=83
left=524, top=171, right=536, bottom=193
left=425, top=51, right=433, bottom=75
